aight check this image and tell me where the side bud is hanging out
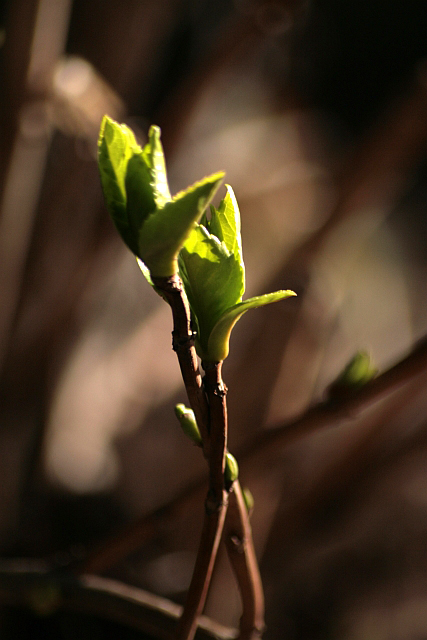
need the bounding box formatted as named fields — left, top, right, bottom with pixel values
left=174, top=403, right=202, bottom=447
left=224, top=452, right=239, bottom=490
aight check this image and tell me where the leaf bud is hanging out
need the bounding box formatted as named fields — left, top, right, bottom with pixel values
left=242, top=487, right=254, bottom=515
left=224, top=452, right=239, bottom=489
left=327, top=350, right=377, bottom=401
left=174, top=404, right=202, bottom=447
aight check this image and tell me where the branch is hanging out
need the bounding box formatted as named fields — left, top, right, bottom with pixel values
left=0, top=561, right=237, bottom=640
left=250, top=336, right=427, bottom=459
left=77, top=335, right=427, bottom=572
left=151, top=277, right=236, bottom=640
left=152, top=275, right=210, bottom=450
left=175, top=499, right=228, bottom=640
left=225, top=484, right=265, bottom=640
left=175, top=360, right=230, bottom=640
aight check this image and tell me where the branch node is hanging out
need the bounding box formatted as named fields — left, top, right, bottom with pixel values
left=172, top=329, right=195, bottom=352
left=230, top=535, right=245, bottom=553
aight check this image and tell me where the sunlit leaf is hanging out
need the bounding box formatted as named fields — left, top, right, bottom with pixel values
left=136, top=258, right=154, bottom=286
left=179, top=222, right=244, bottom=356
left=143, top=125, right=171, bottom=208
left=125, top=153, right=156, bottom=239
left=140, top=171, right=224, bottom=277
left=98, top=115, right=141, bottom=254
left=209, top=185, right=244, bottom=271
left=207, top=290, right=296, bottom=362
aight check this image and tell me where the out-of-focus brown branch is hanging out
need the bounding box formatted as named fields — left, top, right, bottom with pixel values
left=0, top=561, right=237, bottom=640
left=227, top=64, right=427, bottom=438
left=225, top=484, right=265, bottom=640
left=259, top=371, right=427, bottom=583
left=77, top=335, right=427, bottom=574
left=157, top=0, right=304, bottom=156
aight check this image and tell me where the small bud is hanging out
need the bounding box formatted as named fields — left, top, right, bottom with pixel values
left=327, top=350, right=377, bottom=401
left=174, top=403, right=202, bottom=447
left=224, top=452, right=239, bottom=489
left=242, top=487, right=254, bottom=515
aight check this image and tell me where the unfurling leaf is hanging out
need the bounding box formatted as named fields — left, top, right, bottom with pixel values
left=207, top=290, right=296, bottom=362
left=179, top=185, right=296, bottom=362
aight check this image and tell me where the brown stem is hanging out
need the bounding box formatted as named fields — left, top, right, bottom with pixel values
left=175, top=360, right=230, bottom=640
left=79, top=275, right=266, bottom=638
left=151, top=277, right=234, bottom=640
left=175, top=498, right=228, bottom=640
left=225, top=484, right=265, bottom=640
left=203, top=362, right=228, bottom=507
left=0, top=562, right=236, bottom=640
left=152, top=275, right=209, bottom=449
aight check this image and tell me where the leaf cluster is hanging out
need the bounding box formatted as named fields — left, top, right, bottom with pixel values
left=98, top=117, right=295, bottom=362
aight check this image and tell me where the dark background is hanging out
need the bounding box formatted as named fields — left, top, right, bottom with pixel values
left=1, top=1, right=427, bottom=638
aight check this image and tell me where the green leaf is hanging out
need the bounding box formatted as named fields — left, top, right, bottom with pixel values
left=136, top=258, right=154, bottom=286
left=206, top=290, right=296, bottom=362
left=179, top=223, right=244, bottom=356
left=125, top=152, right=156, bottom=239
left=98, top=115, right=141, bottom=255
left=139, top=171, right=224, bottom=277
left=98, top=117, right=223, bottom=278
left=143, top=125, right=171, bottom=208
left=209, top=185, right=244, bottom=272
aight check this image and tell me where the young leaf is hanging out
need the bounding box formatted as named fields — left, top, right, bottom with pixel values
left=98, top=115, right=141, bottom=255
left=178, top=223, right=244, bottom=356
left=206, top=290, right=297, bottom=362
left=209, top=185, right=244, bottom=272
left=143, top=125, right=171, bottom=208
left=125, top=152, right=156, bottom=238
left=139, top=171, right=224, bottom=277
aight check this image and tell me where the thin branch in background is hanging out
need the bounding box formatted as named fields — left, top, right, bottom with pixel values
left=0, top=0, right=73, bottom=373
left=228, top=64, right=427, bottom=437
left=80, top=338, right=427, bottom=572
left=0, top=561, right=237, bottom=640
left=224, top=484, right=265, bottom=640
left=261, top=368, right=427, bottom=564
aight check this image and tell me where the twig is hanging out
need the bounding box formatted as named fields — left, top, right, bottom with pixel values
left=225, top=484, right=265, bottom=640
left=152, top=275, right=210, bottom=449
left=152, top=276, right=260, bottom=640
left=175, top=498, right=228, bottom=640
left=0, top=561, right=237, bottom=640
left=250, top=336, right=427, bottom=459
left=175, top=361, right=230, bottom=640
